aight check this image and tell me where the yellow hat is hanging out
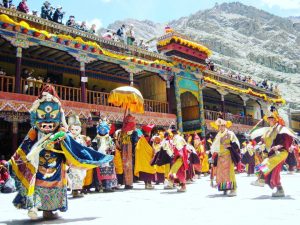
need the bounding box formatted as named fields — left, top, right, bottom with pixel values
left=210, top=118, right=232, bottom=130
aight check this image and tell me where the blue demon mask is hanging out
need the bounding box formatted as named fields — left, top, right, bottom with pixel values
left=97, top=121, right=110, bottom=136
left=30, top=101, right=61, bottom=134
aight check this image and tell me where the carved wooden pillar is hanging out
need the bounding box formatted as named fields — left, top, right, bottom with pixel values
left=217, top=89, right=228, bottom=118
left=221, top=94, right=225, bottom=116
left=69, top=53, right=97, bottom=103
left=15, top=47, right=22, bottom=93
left=240, top=95, right=249, bottom=124
left=121, top=64, right=143, bottom=87
left=11, top=120, right=18, bottom=155
left=198, top=82, right=206, bottom=137
left=174, top=75, right=183, bottom=132
left=80, top=61, right=87, bottom=103
left=166, top=80, right=172, bottom=113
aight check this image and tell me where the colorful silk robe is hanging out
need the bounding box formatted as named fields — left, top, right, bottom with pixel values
left=9, top=128, right=113, bottom=211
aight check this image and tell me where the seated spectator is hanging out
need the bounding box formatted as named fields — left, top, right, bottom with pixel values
left=89, top=24, right=96, bottom=34
left=41, top=1, right=53, bottom=20
left=68, top=78, right=74, bottom=87
left=274, top=85, right=280, bottom=95
left=112, top=32, right=118, bottom=41
left=45, top=77, right=51, bottom=83
left=52, top=6, right=65, bottom=24
left=32, top=10, right=38, bottom=16
left=0, top=67, right=6, bottom=76
left=102, top=30, right=113, bottom=40
left=21, top=68, right=33, bottom=79
left=92, top=85, right=98, bottom=91
left=209, top=62, right=214, bottom=71
left=138, top=39, right=145, bottom=48
left=26, top=74, right=36, bottom=95
left=66, top=15, right=76, bottom=28
left=10, top=3, right=16, bottom=9
left=17, top=0, right=29, bottom=14
left=0, top=160, right=9, bottom=190
left=100, top=88, right=107, bottom=105
left=79, top=21, right=88, bottom=32
left=3, top=0, right=12, bottom=8
left=36, top=76, right=44, bottom=91
left=269, top=83, right=273, bottom=92
left=116, top=24, right=126, bottom=43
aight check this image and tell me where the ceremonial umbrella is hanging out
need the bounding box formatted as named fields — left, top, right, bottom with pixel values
left=108, top=86, right=145, bottom=114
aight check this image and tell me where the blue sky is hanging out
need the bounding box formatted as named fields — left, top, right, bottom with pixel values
left=27, top=0, right=300, bottom=28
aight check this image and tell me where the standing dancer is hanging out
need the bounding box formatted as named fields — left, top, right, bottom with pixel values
left=92, top=119, right=118, bottom=192
left=120, top=114, right=139, bottom=189
left=241, top=140, right=256, bottom=176
left=134, top=124, right=156, bottom=189
left=67, top=113, right=88, bottom=197
left=253, top=107, right=294, bottom=197
left=5, top=85, right=113, bottom=219
left=166, top=126, right=188, bottom=192
left=210, top=117, right=240, bottom=196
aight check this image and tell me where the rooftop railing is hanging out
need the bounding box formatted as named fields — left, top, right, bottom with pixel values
left=203, top=70, right=279, bottom=99
left=0, top=7, right=169, bottom=62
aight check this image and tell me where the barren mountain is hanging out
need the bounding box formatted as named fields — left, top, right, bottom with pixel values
left=103, top=2, right=300, bottom=117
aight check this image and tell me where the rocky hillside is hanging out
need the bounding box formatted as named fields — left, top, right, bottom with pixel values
left=103, top=2, right=300, bottom=115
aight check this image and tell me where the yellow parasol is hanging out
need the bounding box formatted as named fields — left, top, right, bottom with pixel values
left=108, top=86, right=144, bottom=114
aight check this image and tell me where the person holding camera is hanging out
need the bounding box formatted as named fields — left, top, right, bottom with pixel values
left=66, top=15, right=77, bottom=28
left=17, top=0, right=29, bottom=14
left=41, top=1, right=53, bottom=20
left=3, top=0, right=13, bottom=8
left=52, top=5, right=65, bottom=24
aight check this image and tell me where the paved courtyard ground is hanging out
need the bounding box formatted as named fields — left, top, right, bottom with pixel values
left=0, top=173, right=299, bottom=225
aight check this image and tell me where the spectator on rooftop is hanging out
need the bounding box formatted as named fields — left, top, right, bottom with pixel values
left=10, top=3, right=16, bottom=9
left=89, top=24, right=97, bottom=34
left=270, top=83, right=273, bottom=92
left=209, top=62, right=214, bottom=71
left=79, top=21, right=88, bottom=32
left=17, top=0, right=29, bottom=14
left=126, top=24, right=135, bottom=45
left=0, top=67, right=6, bottom=76
left=32, top=10, right=38, bottom=16
left=66, top=15, right=76, bottom=28
left=116, top=24, right=126, bottom=43
left=52, top=6, right=65, bottom=24
left=138, top=39, right=144, bottom=47
left=3, top=0, right=12, bottom=8
left=102, top=30, right=113, bottom=40
left=41, top=1, right=53, bottom=20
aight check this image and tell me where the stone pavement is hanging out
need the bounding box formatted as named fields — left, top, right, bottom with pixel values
left=0, top=173, right=299, bottom=225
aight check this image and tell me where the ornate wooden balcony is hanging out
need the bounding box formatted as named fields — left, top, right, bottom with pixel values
left=204, top=109, right=261, bottom=127
left=0, top=75, right=169, bottom=114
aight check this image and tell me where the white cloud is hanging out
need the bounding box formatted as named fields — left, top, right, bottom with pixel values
left=101, top=0, right=112, bottom=3
left=261, top=0, right=300, bottom=10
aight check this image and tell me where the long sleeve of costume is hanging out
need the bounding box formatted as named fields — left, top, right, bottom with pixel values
left=272, top=133, right=293, bottom=152
left=8, top=129, right=113, bottom=210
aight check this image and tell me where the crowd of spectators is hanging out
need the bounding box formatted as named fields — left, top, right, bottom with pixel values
left=0, top=1, right=150, bottom=49
left=205, top=59, right=279, bottom=94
